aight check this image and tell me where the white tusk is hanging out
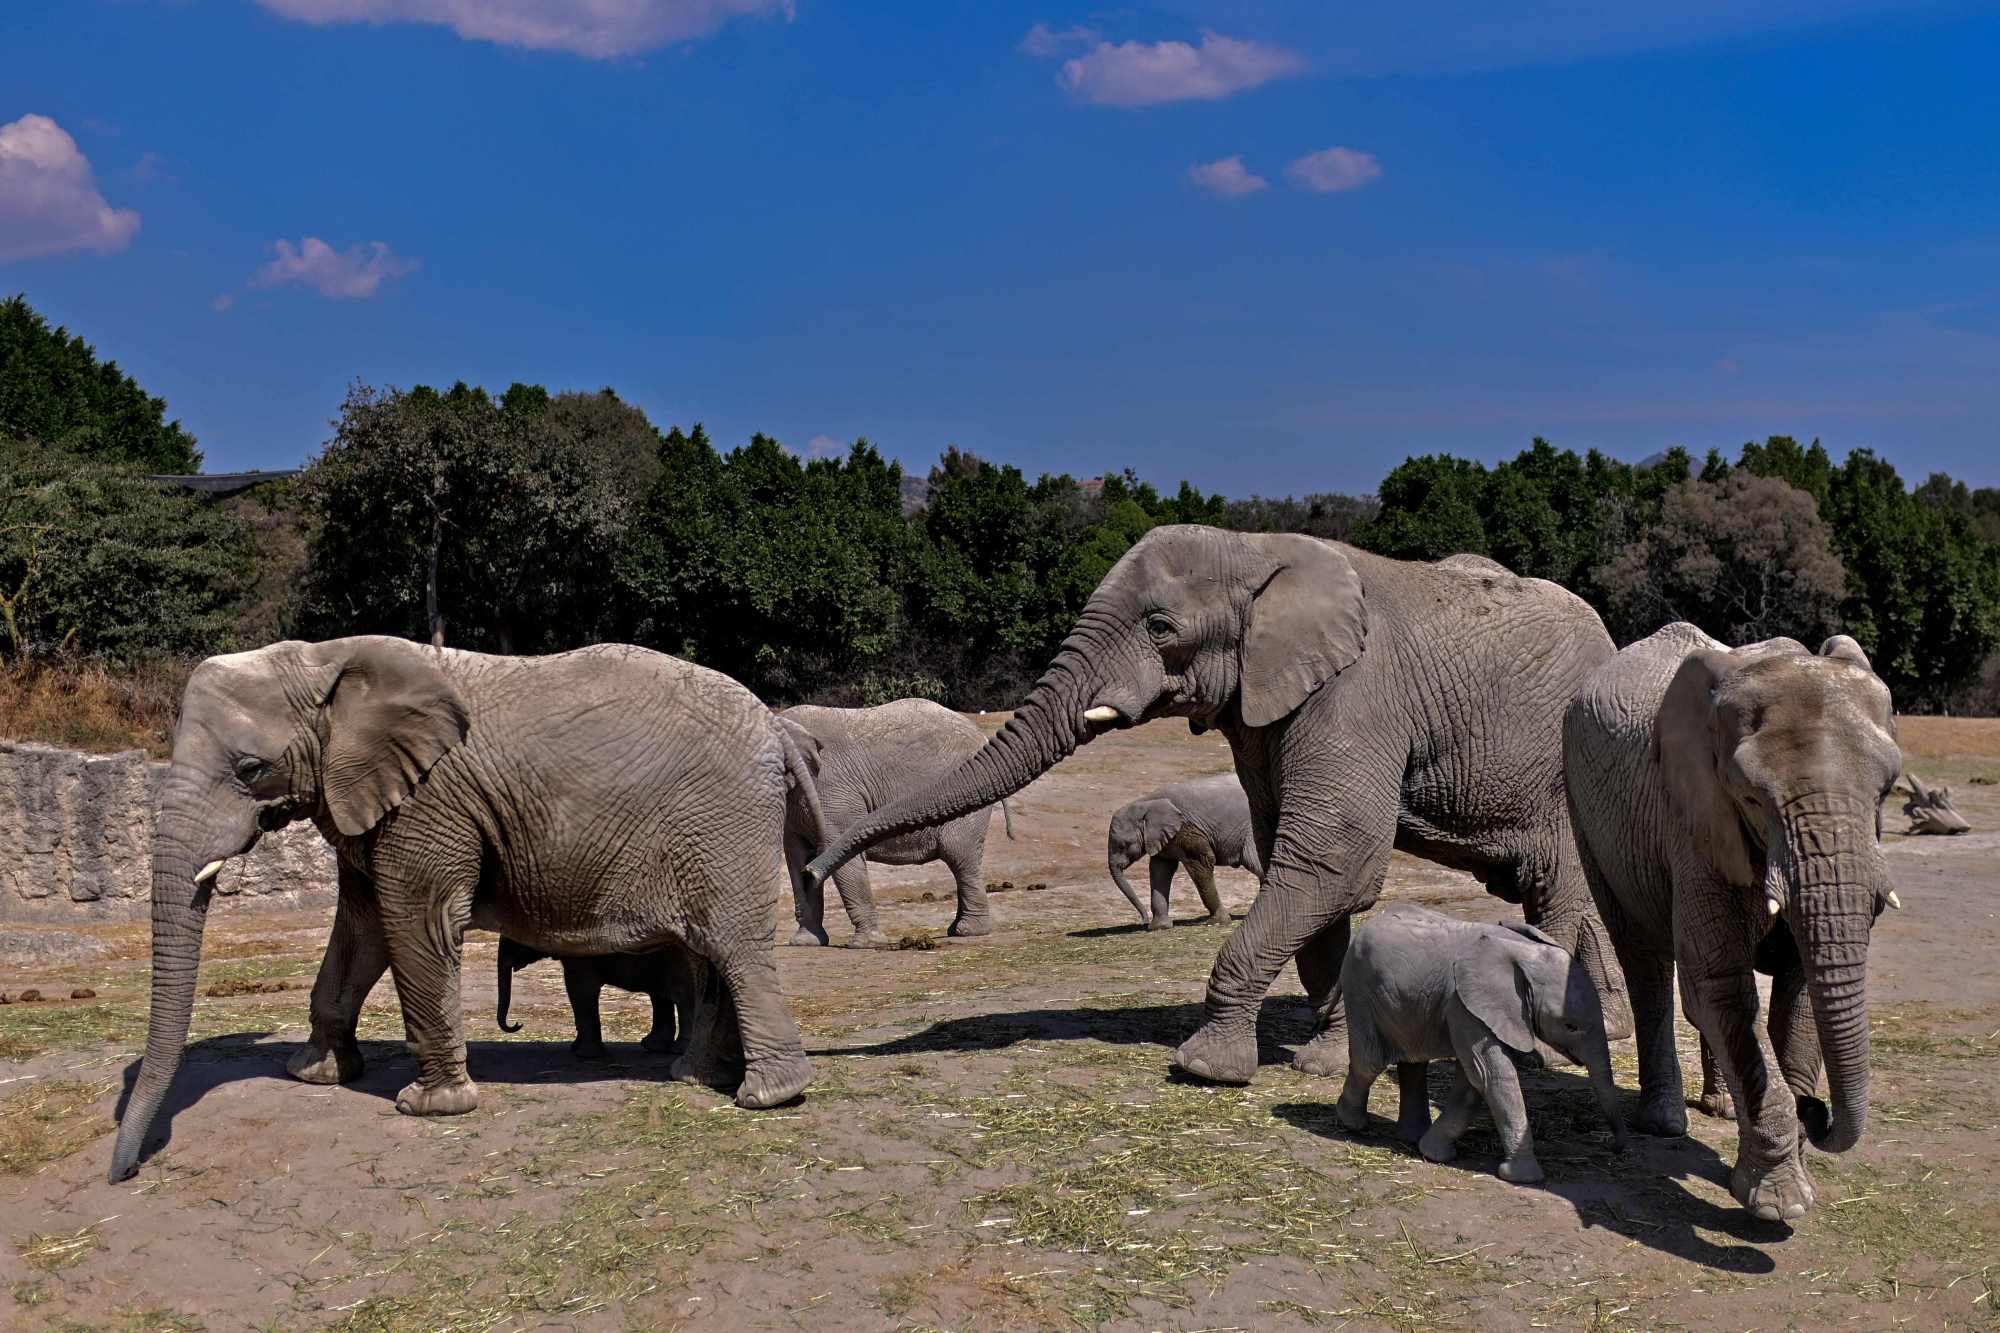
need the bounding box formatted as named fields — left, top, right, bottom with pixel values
left=1886, top=890, right=1902, bottom=910
left=1766, top=896, right=1782, bottom=917
left=194, top=860, right=226, bottom=885
left=1082, top=706, right=1120, bottom=723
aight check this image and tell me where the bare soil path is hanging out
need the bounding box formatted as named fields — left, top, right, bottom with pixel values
left=0, top=715, right=1994, bottom=1331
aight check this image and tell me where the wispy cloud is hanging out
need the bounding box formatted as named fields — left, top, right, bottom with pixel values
left=1041, top=30, right=1307, bottom=107
left=1285, top=146, right=1382, bottom=193
left=1188, top=155, right=1267, bottom=198
left=804, top=433, right=846, bottom=460
left=217, top=236, right=419, bottom=307
left=1017, top=22, right=1100, bottom=58
left=0, top=114, right=142, bottom=262
left=251, top=0, right=792, bottom=59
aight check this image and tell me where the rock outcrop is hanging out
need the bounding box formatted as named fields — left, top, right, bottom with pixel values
left=0, top=741, right=334, bottom=922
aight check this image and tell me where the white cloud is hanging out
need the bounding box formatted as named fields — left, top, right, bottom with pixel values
left=804, top=434, right=845, bottom=460
left=252, top=0, right=791, bottom=59
left=1187, top=155, right=1266, bottom=198
left=246, top=237, right=419, bottom=300
left=1053, top=31, right=1306, bottom=107
left=1017, top=22, right=1100, bottom=57
left=0, top=114, right=142, bottom=262
left=1285, top=146, right=1382, bottom=193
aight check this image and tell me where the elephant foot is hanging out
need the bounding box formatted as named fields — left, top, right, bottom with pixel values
left=1497, top=1152, right=1545, bottom=1185
left=395, top=1077, right=479, bottom=1117
left=570, top=1037, right=609, bottom=1061
left=670, top=1048, right=744, bottom=1092
left=287, top=1038, right=363, bottom=1086
left=1731, top=1154, right=1813, bottom=1221
left=947, top=916, right=992, bottom=938
left=1171, top=1026, right=1256, bottom=1085
left=846, top=928, right=890, bottom=950
left=1146, top=918, right=1171, bottom=932
left=1694, top=1088, right=1736, bottom=1120
left=1417, top=1128, right=1458, bottom=1164
left=1292, top=1034, right=1348, bottom=1079
left=1334, top=1096, right=1370, bottom=1134
left=1199, top=912, right=1230, bottom=927
left=735, top=1053, right=813, bottom=1109
left=1395, top=1113, right=1432, bottom=1147
left=788, top=926, right=828, bottom=947
left=1635, top=1093, right=1690, bottom=1137
left=640, top=1029, right=678, bottom=1055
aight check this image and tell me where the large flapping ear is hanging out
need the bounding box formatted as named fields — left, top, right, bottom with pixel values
left=1499, top=920, right=1563, bottom=951
left=1819, top=634, right=1873, bottom=671
left=1236, top=533, right=1366, bottom=728
left=311, top=637, right=470, bottom=837
left=773, top=713, right=823, bottom=776
left=1138, top=800, right=1184, bottom=858
left=1653, top=650, right=1756, bottom=890
left=1452, top=935, right=1538, bottom=1055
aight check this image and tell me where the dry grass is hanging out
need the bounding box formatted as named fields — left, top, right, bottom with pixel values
left=0, top=1078, right=114, bottom=1176
left=0, top=657, right=187, bottom=757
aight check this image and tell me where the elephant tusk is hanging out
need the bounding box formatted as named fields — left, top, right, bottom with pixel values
left=1766, top=896, right=1781, bottom=917
left=194, top=859, right=226, bottom=885
left=1083, top=706, right=1120, bottom=723
left=1886, top=890, right=1902, bottom=910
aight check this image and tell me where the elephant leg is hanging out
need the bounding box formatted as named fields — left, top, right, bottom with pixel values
left=1147, top=856, right=1178, bottom=931
left=1185, top=858, right=1226, bottom=926
left=784, top=829, right=828, bottom=947
left=1333, top=1056, right=1383, bottom=1133
left=563, top=964, right=608, bottom=1060
left=1394, top=1061, right=1433, bottom=1145
left=1618, top=945, right=1685, bottom=1137
left=1768, top=962, right=1821, bottom=1209
left=1419, top=1065, right=1480, bottom=1164
left=716, top=948, right=813, bottom=1109
left=1292, top=914, right=1358, bottom=1078
left=670, top=952, right=745, bottom=1091
left=1695, top=1033, right=1735, bottom=1120
left=289, top=863, right=388, bottom=1086
left=641, top=981, right=678, bottom=1054
left=944, top=836, right=993, bottom=938
left=1462, top=1035, right=1542, bottom=1184
left=833, top=859, right=887, bottom=949
left=376, top=868, right=480, bottom=1117
left=1681, top=964, right=1810, bottom=1221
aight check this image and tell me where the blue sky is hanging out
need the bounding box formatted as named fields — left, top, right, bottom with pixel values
left=4, top=1, right=1997, bottom=492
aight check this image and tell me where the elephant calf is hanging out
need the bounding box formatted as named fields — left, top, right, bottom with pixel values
left=1106, top=773, right=1262, bottom=928
left=495, top=938, right=692, bottom=1060
left=1335, top=904, right=1625, bottom=1184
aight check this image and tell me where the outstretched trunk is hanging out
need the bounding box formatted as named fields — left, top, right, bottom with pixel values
left=1107, top=838, right=1148, bottom=924
left=1583, top=1026, right=1629, bottom=1149
left=1776, top=817, right=1878, bottom=1154
left=106, top=813, right=212, bottom=1182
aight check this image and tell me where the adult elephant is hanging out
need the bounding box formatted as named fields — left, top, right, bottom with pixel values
left=805, top=526, right=1626, bottom=1085
left=776, top=699, right=1014, bottom=946
left=1106, top=773, right=1262, bottom=928
left=108, top=637, right=826, bottom=1183
left=1564, top=625, right=1900, bottom=1220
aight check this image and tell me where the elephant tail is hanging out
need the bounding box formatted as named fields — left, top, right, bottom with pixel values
left=1000, top=796, right=1017, bottom=840
left=776, top=719, right=836, bottom=852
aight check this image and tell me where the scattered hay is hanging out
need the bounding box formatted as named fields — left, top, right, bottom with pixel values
left=0, top=1078, right=114, bottom=1176
left=16, top=1222, right=105, bottom=1273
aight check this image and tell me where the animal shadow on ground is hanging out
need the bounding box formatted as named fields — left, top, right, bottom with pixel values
left=113, top=1034, right=685, bottom=1172
left=1274, top=1062, right=1789, bottom=1274
left=1065, top=913, right=1243, bottom=939
left=818, top=994, right=1315, bottom=1069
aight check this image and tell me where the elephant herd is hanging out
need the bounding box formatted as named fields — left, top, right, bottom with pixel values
left=107, top=525, right=1903, bottom=1225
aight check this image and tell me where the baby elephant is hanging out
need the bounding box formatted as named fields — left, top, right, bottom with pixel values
left=1336, top=904, right=1626, bottom=1184
left=496, top=937, right=692, bottom=1060
left=1106, top=773, right=1263, bottom=928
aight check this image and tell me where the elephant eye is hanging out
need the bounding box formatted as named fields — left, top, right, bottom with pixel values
left=234, top=756, right=269, bottom=782
left=1145, top=613, right=1178, bottom=642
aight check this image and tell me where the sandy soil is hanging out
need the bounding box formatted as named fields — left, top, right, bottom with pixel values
left=0, top=714, right=1994, bottom=1331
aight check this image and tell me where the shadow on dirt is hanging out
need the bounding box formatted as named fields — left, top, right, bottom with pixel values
left=1064, top=914, right=1243, bottom=939
left=1274, top=1065, right=1790, bottom=1275
left=815, top=994, right=1315, bottom=1065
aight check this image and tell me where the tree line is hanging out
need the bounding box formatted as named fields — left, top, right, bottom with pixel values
left=4, top=294, right=1998, bottom=714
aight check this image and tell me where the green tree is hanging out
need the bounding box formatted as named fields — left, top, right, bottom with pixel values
left=1355, top=454, right=1491, bottom=559
left=0, top=296, right=201, bottom=472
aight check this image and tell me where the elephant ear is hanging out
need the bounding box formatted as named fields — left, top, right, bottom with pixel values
left=311, top=637, right=470, bottom=837
left=1237, top=533, right=1367, bottom=729
left=1499, top=920, right=1563, bottom=950
left=1819, top=634, right=1873, bottom=671
left=1138, top=800, right=1184, bottom=858
left=1654, top=650, right=1756, bottom=890
left=773, top=713, right=823, bottom=776
left=1453, top=935, right=1538, bottom=1055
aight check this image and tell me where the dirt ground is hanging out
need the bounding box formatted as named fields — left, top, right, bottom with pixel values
left=0, top=714, right=1995, bottom=1331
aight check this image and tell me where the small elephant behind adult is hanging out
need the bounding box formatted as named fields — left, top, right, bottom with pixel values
left=776, top=699, right=1015, bottom=946
left=495, top=937, right=694, bottom=1060
left=1106, top=773, right=1263, bottom=929
left=1335, top=903, right=1626, bottom=1185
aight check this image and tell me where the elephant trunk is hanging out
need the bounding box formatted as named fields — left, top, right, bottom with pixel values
left=107, top=816, right=214, bottom=1183
left=497, top=941, right=523, bottom=1033
left=807, top=633, right=1109, bottom=884
left=1778, top=813, right=1878, bottom=1154
left=1107, top=838, right=1147, bottom=925
left=1584, top=1026, right=1629, bottom=1150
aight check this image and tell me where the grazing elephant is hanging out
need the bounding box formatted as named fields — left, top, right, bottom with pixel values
left=776, top=699, right=1015, bottom=946
left=1334, top=904, right=1626, bottom=1184
left=495, top=937, right=694, bottom=1060
left=109, top=637, right=829, bottom=1183
left=804, top=527, right=1627, bottom=1087
left=1107, top=773, right=1262, bottom=928
left=1564, top=624, right=1901, bottom=1220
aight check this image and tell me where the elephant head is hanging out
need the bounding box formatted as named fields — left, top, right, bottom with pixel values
left=1106, top=797, right=1184, bottom=923
left=1655, top=634, right=1900, bottom=1154
left=107, top=636, right=468, bottom=1183
left=806, top=526, right=1364, bottom=883
left=1458, top=923, right=1627, bottom=1147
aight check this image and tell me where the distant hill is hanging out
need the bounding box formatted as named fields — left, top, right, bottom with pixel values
left=899, top=472, right=930, bottom=514
left=1635, top=449, right=1698, bottom=475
